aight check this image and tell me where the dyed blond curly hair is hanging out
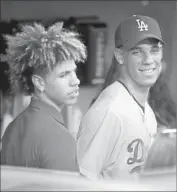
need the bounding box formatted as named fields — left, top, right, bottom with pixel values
left=1, top=22, right=87, bottom=94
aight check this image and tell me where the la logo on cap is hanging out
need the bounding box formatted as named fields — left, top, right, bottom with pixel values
left=136, top=19, right=148, bottom=31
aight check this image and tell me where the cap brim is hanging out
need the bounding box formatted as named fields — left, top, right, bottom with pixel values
left=124, top=34, right=165, bottom=50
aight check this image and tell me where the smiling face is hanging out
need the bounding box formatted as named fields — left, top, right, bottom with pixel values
left=119, top=38, right=163, bottom=88
left=39, top=59, right=80, bottom=109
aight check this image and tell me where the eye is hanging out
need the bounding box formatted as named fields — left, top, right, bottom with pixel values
left=151, top=47, right=160, bottom=54
left=131, top=49, right=142, bottom=55
left=58, top=72, right=69, bottom=78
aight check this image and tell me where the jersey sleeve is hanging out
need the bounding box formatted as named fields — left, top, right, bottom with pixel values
left=38, top=126, right=79, bottom=172
left=77, top=108, right=122, bottom=179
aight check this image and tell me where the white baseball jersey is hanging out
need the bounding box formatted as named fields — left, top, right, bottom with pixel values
left=77, top=81, right=157, bottom=180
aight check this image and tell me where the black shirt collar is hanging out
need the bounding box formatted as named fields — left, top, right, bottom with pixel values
left=29, top=97, right=64, bottom=126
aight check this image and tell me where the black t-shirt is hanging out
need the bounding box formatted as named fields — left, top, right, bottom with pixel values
left=1, top=98, right=79, bottom=172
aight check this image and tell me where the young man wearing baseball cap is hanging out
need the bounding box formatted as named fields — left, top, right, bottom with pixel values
left=77, top=15, right=164, bottom=180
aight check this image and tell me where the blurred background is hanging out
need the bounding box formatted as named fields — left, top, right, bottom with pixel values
left=0, top=0, right=177, bottom=137
left=0, top=1, right=176, bottom=190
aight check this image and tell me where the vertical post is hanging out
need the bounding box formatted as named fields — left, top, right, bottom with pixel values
left=0, top=90, right=3, bottom=132
left=168, top=3, right=177, bottom=110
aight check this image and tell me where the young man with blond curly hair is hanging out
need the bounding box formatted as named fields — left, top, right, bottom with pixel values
left=1, top=22, right=86, bottom=172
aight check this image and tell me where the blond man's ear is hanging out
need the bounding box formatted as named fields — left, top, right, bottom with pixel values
left=32, top=74, right=45, bottom=92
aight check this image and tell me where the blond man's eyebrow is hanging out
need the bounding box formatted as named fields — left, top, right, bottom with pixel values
left=58, top=66, right=77, bottom=74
